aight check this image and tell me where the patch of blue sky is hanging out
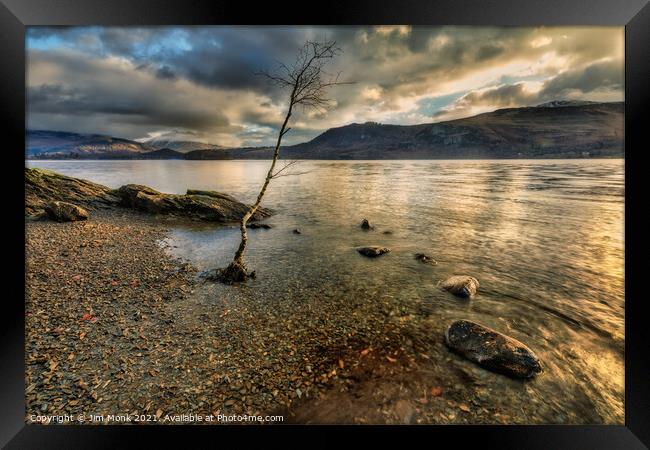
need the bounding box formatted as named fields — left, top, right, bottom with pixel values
left=26, top=32, right=65, bottom=50
left=415, top=92, right=466, bottom=116
left=496, top=74, right=546, bottom=85
left=129, top=28, right=193, bottom=60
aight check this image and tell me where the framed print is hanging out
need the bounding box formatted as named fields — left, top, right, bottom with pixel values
left=1, top=0, right=648, bottom=447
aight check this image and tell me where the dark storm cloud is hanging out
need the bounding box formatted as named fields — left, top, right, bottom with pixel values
left=476, top=44, right=505, bottom=61
left=155, top=65, right=177, bottom=80
left=434, top=57, right=623, bottom=120
left=28, top=83, right=229, bottom=130
left=46, top=27, right=353, bottom=97
left=463, top=83, right=536, bottom=106
left=539, top=60, right=623, bottom=98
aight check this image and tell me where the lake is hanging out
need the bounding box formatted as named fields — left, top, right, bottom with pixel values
left=28, top=159, right=625, bottom=423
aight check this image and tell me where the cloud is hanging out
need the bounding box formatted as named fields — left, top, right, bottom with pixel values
left=26, top=26, right=624, bottom=146
left=539, top=59, right=623, bottom=98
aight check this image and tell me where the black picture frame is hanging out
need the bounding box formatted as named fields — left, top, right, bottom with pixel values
left=2, top=0, right=648, bottom=447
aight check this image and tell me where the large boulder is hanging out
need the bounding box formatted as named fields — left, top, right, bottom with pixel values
left=185, top=189, right=239, bottom=203
left=25, top=168, right=119, bottom=216
left=439, top=275, right=479, bottom=298
left=445, top=320, right=542, bottom=379
left=115, top=184, right=270, bottom=222
left=357, top=246, right=390, bottom=257
left=44, top=201, right=89, bottom=222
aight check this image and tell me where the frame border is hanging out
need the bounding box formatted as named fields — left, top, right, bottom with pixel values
left=2, top=0, right=648, bottom=447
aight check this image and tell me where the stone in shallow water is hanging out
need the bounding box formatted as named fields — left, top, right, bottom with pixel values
left=439, top=275, right=479, bottom=298
left=360, top=218, right=374, bottom=230
left=445, top=320, right=542, bottom=379
left=357, top=246, right=390, bottom=257
left=415, top=253, right=437, bottom=265
left=45, top=201, right=89, bottom=222
left=246, top=222, right=272, bottom=229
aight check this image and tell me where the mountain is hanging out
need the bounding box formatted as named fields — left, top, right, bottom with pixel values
left=27, top=130, right=154, bottom=158
left=27, top=101, right=624, bottom=160
left=143, top=138, right=228, bottom=153
left=269, top=101, right=623, bottom=160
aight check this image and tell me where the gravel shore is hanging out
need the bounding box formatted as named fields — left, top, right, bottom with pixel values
left=24, top=209, right=478, bottom=424
left=26, top=209, right=198, bottom=422
left=25, top=209, right=606, bottom=425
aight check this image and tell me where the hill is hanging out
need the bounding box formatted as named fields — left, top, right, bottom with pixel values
left=143, top=138, right=228, bottom=153
left=271, top=101, right=624, bottom=159
left=27, top=130, right=154, bottom=158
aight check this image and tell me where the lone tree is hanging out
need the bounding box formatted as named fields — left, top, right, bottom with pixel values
left=214, top=40, right=346, bottom=283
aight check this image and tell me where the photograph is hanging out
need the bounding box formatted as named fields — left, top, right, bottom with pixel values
left=24, top=24, right=625, bottom=426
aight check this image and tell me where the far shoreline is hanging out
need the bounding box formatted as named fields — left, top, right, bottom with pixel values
left=26, top=157, right=626, bottom=162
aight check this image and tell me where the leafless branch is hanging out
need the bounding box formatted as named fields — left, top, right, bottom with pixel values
left=270, top=159, right=309, bottom=179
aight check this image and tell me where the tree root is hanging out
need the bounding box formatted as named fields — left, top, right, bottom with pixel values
left=202, top=260, right=256, bottom=284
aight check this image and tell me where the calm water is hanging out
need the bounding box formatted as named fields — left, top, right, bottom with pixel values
left=29, top=159, right=625, bottom=422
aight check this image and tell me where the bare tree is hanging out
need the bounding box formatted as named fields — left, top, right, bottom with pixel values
left=214, top=40, right=347, bottom=283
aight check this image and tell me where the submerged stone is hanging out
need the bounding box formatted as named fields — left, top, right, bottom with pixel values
left=439, top=275, right=479, bottom=298
left=445, top=320, right=542, bottom=379
left=357, top=246, right=390, bottom=257
left=415, top=253, right=437, bottom=265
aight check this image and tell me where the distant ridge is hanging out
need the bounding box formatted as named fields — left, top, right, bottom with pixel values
left=27, top=130, right=154, bottom=158
left=27, top=101, right=624, bottom=160
left=142, top=138, right=228, bottom=153
left=534, top=100, right=597, bottom=108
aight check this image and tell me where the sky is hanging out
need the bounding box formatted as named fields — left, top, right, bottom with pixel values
left=26, top=26, right=624, bottom=147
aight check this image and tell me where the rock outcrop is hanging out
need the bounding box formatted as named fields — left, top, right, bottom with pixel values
left=115, top=184, right=270, bottom=222
left=445, top=320, right=542, bottom=379
left=26, top=168, right=119, bottom=215
left=26, top=168, right=270, bottom=223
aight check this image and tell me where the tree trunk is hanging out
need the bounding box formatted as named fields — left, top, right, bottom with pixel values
left=217, top=97, right=294, bottom=282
